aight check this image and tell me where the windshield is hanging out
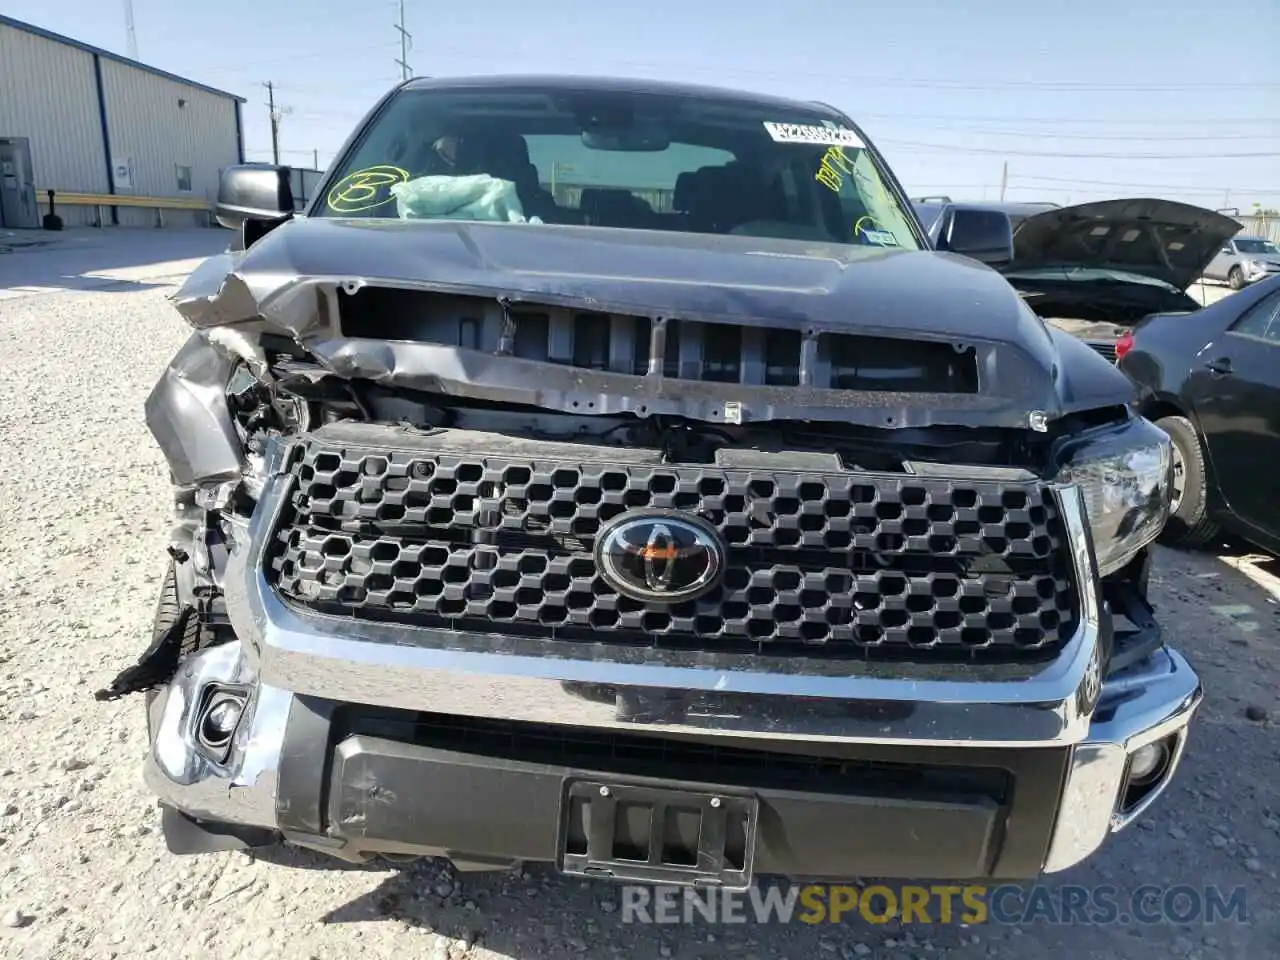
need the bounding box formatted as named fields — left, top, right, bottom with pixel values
left=1236, top=238, right=1279, bottom=254
left=1001, top=266, right=1183, bottom=293
left=313, top=85, right=922, bottom=251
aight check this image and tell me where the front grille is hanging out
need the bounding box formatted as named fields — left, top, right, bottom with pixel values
left=265, top=438, right=1078, bottom=662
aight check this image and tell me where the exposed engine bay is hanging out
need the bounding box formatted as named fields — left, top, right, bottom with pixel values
left=94, top=278, right=1143, bottom=705
left=1018, top=289, right=1201, bottom=344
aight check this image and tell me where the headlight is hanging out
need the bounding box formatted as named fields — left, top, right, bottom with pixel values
left=1055, top=416, right=1172, bottom=578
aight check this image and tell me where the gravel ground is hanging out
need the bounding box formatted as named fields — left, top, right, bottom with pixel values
left=0, top=236, right=1277, bottom=959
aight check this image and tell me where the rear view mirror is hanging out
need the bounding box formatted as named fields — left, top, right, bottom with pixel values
left=935, top=207, right=1014, bottom=267
left=215, top=164, right=294, bottom=245
left=581, top=128, right=671, bottom=152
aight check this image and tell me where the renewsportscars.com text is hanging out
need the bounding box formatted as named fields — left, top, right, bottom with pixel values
left=619, top=884, right=1249, bottom=927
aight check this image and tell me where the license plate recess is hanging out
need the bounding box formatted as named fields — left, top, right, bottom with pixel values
left=557, top=779, right=758, bottom=888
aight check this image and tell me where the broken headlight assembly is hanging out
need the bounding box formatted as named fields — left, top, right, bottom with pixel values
left=1055, top=415, right=1173, bottom=578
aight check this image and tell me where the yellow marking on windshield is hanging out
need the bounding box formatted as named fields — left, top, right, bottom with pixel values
left=814, top=146, right=857, bottom=193
left=326, top=165, right=410, bottom=213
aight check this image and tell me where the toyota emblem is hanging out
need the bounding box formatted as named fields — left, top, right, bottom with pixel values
left=594, top=511, right=725, bottom=603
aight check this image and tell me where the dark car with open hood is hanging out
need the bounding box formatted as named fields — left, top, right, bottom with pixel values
left=915, top=198, right=1243, bottom=362
left=98, top=75, right=1201, bottom=886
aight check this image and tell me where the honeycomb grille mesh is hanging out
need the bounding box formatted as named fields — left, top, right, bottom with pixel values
left=264, top=441, right=1079, bottom=662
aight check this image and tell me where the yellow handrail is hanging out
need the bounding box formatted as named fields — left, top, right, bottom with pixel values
left=39, top=189, right=212, bottom=211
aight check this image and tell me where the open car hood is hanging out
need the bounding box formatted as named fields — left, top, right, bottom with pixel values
left=1004, top=198, right=1242, bottom=291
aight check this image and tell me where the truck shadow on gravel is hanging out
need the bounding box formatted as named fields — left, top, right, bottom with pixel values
left=269, top=844, right=1000, bottom=958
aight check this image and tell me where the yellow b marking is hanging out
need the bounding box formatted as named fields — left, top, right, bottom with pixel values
left=326, top=165, right=410, bottom=213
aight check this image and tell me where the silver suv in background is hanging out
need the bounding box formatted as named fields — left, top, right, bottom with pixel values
left=1203, top=235, right=1280, bottom=289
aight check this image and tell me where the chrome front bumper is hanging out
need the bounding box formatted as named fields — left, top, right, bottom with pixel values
left=143, top=454, right=1203, bottom=874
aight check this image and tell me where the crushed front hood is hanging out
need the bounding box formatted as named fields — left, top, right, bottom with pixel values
left=171, top=217, right=1136, bottom=429
left=1005, top=198, right=1242, bottom=291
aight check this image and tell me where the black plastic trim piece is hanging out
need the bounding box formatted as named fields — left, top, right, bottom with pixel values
left=282, top=701, right=1073, bottom=879
left=275, top=694, right=340, bottom=835
left=93, top=605, right=195, bottom=702
left=160, top=804, right=278, bottom=854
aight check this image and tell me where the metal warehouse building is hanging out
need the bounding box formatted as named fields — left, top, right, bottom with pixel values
left=0, top=14, right=244, bottom=229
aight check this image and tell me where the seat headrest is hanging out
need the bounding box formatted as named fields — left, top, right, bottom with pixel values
left=683, top=163, right=780, bottom=230
left=453, top=130, right=532, bottom=178
left=674, top=171, right=698, bottom=212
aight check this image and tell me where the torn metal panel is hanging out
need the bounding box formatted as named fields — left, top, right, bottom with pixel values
left=163, top=217, right=1138, bottom=430
left=307, top=336, right=1016, bottom=428
left=144, top=332, right=244, bottom=486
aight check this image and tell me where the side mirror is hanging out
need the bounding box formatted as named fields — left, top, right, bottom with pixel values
left=215, top=164, right=294, bottom=245
left=935, top=207, right=1014, bottom=267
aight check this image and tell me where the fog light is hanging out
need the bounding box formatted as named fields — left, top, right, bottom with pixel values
left=1128, top=741, right=1167, bottom=785
left=1120, top=735, right=1177, bottom=814
left=196, top=690, right=245, bottom=756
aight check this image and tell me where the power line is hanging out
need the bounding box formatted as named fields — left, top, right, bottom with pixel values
left=883, top=79, right=1279, bottom=91
left=194, top=43, right=400, bottom=76
left=322, top=43, right=1279, bottom=91
left=874, top=126, right=1278, bottom=142
left=906, top=184, right=999, bottom=190
left=245, top=148, right=321, bottom=158
left=877, top=139, right=1280, bottom=160
left=857, top=111, right=1280, bottom=127
left=867, top=78, right=1280, bottom=92
left=530, top=52, right=1273, bottom=90
left=1009, top=173, right=1280, bottom=195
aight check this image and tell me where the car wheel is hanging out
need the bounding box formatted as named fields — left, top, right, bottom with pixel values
left=1227, top=266, right=1246, bottom=290
left=144, top=560, right=203, bottom=737
left=1156, top=415, right=1220, bottom=549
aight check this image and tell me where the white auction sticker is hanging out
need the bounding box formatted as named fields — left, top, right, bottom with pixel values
left=763, top=122, right=865, bottom=147
left=862, top=229, right=900, bottom=246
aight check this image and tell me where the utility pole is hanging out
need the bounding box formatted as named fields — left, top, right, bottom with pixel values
left=394, top=0, right=413, bottom=81
left=313, top=149, right=319, bottom=170
left=999, top=161, right=1008, bottom=202
left=123, top=0, right=138, bottom=59
left=264, top=82, right=288, bottom=166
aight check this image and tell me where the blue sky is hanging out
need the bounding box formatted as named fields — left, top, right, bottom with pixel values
left=7, top=0, right=1278, bottom=209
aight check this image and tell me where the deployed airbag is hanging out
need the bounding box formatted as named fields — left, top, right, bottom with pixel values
left=390, top=174, right=539, bottom=223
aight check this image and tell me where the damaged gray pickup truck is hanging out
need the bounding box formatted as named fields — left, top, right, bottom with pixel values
left=99, top=75, right=1202, bottom=885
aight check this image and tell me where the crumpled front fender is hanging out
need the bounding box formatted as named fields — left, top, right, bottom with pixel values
left=144, top=332, right=242, bottom=486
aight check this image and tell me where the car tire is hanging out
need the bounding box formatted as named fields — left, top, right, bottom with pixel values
left=1227, top=266, right=1245, bottom=290
left=1156, top=415, right=1221, bottom=549
left=144, top=560, right=205, bottom=735
left=153, top=559, right=204, bottom=658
